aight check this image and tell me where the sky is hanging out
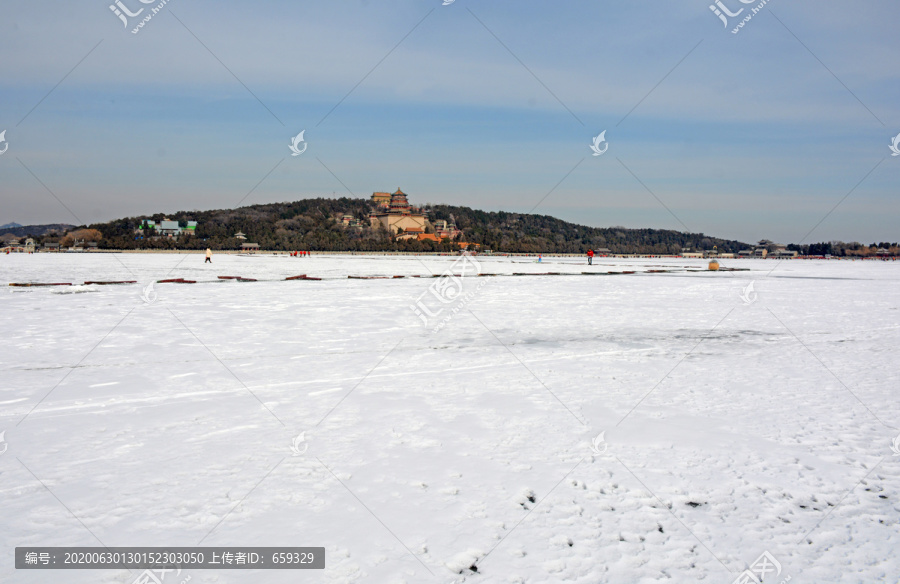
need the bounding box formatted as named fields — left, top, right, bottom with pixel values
left=0, top=0, right=898, bottom=244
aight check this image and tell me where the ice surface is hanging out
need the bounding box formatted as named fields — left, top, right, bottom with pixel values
left=1, top=253, right=898, bottom=583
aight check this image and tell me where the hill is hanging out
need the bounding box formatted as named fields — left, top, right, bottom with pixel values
left=0, top=223, right=75, bottom=238
left=78, top=197, right=748, bottom=254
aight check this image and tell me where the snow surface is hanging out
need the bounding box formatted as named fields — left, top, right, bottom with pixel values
left=1, top=253, right=899, bottom=583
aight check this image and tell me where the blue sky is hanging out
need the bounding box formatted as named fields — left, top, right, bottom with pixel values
left=1, top=0, right=897, bottom=243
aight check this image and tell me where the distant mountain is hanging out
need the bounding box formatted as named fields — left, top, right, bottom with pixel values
left=0, top=223, right=76, bottom=238
left=84, top=197, right=750, bottom=254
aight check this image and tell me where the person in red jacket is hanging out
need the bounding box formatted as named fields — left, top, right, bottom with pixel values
left=587, top=249, right=594, bottom=265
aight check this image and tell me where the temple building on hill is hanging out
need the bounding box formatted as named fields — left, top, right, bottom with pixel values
left=369, top=189, right=428, bottom=234
left=432, top=219, right=462, bottom=241
left=371, top=192, right=392, bottom=206
left=341, top=214, right=364, bottom=228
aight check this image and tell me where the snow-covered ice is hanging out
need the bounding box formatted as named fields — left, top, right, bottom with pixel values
left=1, top=253, right=899, bottom=583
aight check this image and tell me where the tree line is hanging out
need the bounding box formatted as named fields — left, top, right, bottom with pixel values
left=27, top=197, right=757, bottom=254
left=787, top=241, right=899, bottom=257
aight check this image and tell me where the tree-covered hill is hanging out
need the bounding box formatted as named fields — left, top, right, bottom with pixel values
left=427, top=204, right=748, bottom=255
left=0, top=223, right=75, bottom=238
left=79, top=197, right=750, bottom=254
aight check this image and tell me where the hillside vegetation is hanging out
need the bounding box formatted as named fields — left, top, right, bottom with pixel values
left=66, top=198, right=748, bottom=253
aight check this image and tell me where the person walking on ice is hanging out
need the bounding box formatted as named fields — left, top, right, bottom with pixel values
left=205, top=248, right=212, bottom=263
left=587, top=249, right=594, bottom=265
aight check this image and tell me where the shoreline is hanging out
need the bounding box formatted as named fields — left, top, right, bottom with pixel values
left=10, top=250, right=895, bottom=260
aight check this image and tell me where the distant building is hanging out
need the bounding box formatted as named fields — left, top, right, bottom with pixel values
left=431, top=218, right=462, bottom=240
left=772, top=249, right=798, bottom=258
left=395, top=227, right=426, bottom=241
left=234, top=231, right=247, bottom=240
left=371, top=192, right=392, bottom=206
left=399, top=229, right=472, bottom=247
left=341, top=214, right=363, bottom=228
left=158, top=220, right=180, bottom=236
left=241, top=243, right=260, bottom=252
left=369, top=189, right=428, bottom=234
left=0, top=236, right=33, bottom=253
left=137, top=219, right=197, bottom=237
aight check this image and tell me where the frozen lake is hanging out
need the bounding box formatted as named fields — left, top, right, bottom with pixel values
left=2, top=253, right=899, bottom=583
